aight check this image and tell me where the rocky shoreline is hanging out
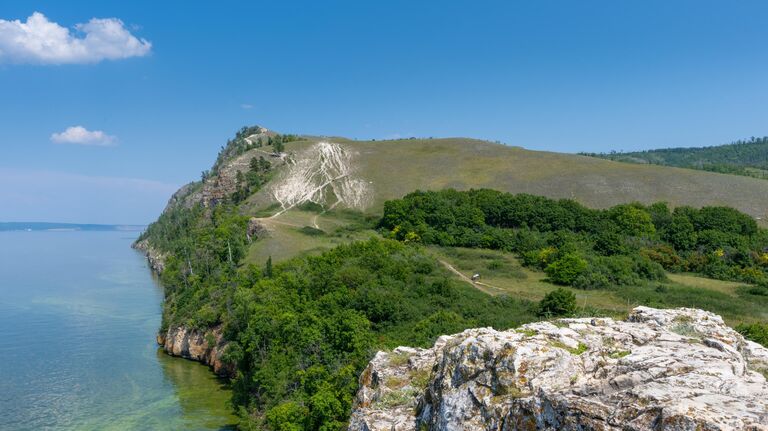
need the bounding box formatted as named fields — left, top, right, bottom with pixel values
left=157, top=325, right=234, bottom=377
left=132, top=238, right=167, bottom=274
left=134, top=238, right=234, bottom=376
left=134, top=233, right=768, bottom=429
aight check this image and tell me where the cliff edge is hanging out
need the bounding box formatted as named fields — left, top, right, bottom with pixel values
left=349, top=307, right=768, bottom=431
left=157, top=325, right=234, bottom=377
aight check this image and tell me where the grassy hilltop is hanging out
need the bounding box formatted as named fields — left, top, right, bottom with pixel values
left=140, top=126, right=768, bottom=430
left=249, top=136, right=768, bottom=218
left=234, top=135, right=768, bottom=264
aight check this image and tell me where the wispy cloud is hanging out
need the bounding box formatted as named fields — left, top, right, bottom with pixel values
left=51, top=126, right=116, bottom=146
left=0, top=12, right=151, bottom=65
left=240, top=103, right=254, bottom=110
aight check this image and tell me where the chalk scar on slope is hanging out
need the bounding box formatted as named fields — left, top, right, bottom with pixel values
left=267, top=141, right=374, bottom=219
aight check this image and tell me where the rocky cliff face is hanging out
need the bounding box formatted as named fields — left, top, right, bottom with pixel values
left=200, top=128, right=281, bottom=208
left=349, top=307, right=768, bottom=431
left=132, top=238, right=167, bottom=274
left=135, top=241, right=236, bottom=377
left=157, top=325, right=234, bottom=377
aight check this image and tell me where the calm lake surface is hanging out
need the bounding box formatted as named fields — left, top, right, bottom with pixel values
left=0, top=231, right=237, bottom=430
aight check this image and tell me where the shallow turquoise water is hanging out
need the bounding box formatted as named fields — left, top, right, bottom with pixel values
left=0, top=231, right=237, bottom=430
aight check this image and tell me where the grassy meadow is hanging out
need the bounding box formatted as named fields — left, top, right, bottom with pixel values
left=245, top=137, right=768, bottom=224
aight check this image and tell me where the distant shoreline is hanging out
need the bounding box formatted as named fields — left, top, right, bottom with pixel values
left=0, top=222, right=146, bottom=232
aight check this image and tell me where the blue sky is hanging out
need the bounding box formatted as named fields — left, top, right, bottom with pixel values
left=2, top=1, right=768, bottom=224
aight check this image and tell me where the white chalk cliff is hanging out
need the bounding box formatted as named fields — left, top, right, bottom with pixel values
left=349, top=307, right=768, bottom=431
left=269, top=141, right=373, bottom=215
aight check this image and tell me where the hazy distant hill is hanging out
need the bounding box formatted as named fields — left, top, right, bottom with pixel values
left=0, top=222, right=145, bottom=232
left=583, top=137, right=768, bottom=180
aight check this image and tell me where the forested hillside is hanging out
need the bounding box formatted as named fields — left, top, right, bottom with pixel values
left=584, top=137, right=768, bottom=179
left=138, top=126, right=768, bottom=430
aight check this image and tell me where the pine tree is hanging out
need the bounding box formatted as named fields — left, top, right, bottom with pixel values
left=264, top=256, right=273, bottom=278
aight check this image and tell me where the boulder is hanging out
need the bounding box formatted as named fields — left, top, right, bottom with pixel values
left=247, top=217, right=270, bottom=241
left=348, top=307, right=768, bottom=431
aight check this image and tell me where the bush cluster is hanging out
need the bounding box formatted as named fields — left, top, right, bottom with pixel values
left=381, top=189, right=768, bottom=288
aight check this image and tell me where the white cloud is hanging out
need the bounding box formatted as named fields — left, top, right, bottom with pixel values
left=0, top=12, right=151, bottom=64
left=241, top=103, right=254, bottom=109
left=51, top=126, right=116, bottom=146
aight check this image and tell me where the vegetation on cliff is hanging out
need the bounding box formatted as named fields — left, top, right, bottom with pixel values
left=224, top=239, right=536, bottom=429
left=141, top=213, right=538, bottom=429
left=137, top=126, right=768, bottom=430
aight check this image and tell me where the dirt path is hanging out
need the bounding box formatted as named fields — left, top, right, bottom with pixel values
left=256, top=217, right=303, bottom=229
left=310, top=201, right=341, bottom=230
left=438, top=259, right=504, bottom=295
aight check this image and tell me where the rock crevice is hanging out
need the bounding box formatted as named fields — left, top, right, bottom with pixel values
left=348, top=307, right=768, bottom=431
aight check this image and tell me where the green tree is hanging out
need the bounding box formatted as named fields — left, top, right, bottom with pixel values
left=266, top=402, right=308, bottom=431
left=665, top=215, right=697, bottom=250
left=275, top=140, right=285, bottom=153
left=545, top=253, right=587, bottom=285
left=264, top=256, right=273, bottom=278
left=538, top=287, right=577, bottom=317
left=609, top=204, right=656, bottom=237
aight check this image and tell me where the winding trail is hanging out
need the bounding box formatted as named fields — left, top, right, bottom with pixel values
left=438, top=259, right=505, bottom=295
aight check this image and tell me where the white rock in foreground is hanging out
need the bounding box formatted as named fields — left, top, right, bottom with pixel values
left=348, top=307, right=768, bottom=431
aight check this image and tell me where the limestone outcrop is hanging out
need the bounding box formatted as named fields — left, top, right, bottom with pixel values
left=132, top=238, right=166, bottom=274
left=247, top=217, right=270, bottom=241
left=157, top=325, right=234, bottom=377
left=201, top=129, right=277, bottom=208
left=348, top=307, right=768, bottom=431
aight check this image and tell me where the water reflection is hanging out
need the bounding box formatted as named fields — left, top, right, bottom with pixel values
left=0, top=231, right=238, bottom=430
left=156, top=349, right=238, bottom=430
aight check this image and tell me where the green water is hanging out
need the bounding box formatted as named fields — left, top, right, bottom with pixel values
left=0, top=231, right=237, bottom=430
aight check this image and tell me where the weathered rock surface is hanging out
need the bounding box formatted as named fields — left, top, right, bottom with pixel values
left=349, top=307, right=768, bottom=431
left=201, top=129, right=277, bottom=207
left=267, top=141, right=374, bottom=214
left=247, top=217, right=271, bottom=241
left=162, top=181, right=201, bottom=212
left=157, top=325, right=234, bottom=377
left=132, top=238, right=167, bottom=274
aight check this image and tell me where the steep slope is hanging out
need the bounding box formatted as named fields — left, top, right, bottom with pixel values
left=268, top=141, right=374, bottom=215
left=584, top=136, right=768, bottom=180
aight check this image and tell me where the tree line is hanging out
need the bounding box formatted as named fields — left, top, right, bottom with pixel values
left=381, top=189, right=768, bottom=289
left=583, top=136, right=768, bottom=180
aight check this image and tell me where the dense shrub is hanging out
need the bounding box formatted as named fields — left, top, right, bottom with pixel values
left=222, top=239, right=537, bottom=429
left=381, top=189, right=768, bottom=287
left=538, top=288, right=577, bottom=317
left=545, top=253, right=587, bottom=285
left=736, top=322, right=768, bottom=347
left=641, top=245, right=683, bottom=271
